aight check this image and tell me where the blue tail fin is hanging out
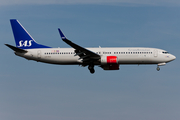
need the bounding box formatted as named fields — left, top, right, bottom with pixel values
left=10, top=19, right=51, bottom=49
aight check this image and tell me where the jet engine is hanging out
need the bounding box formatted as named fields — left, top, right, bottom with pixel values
left=100, top=56, right=119, bottom=70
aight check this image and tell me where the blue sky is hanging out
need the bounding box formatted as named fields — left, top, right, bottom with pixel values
left=0, top=1, right=180, bottom=120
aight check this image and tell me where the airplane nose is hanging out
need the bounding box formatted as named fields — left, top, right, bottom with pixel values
left=172, top=55, right=176, bottom=61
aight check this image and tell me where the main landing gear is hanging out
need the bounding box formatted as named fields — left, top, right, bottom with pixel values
left=88, top=63, right=95, bottom=74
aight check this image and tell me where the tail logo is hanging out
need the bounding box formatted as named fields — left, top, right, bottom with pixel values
left=18, top=40, right=33, bottom=47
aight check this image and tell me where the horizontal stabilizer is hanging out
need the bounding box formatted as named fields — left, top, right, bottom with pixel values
left=5, top=44, right=27, bottom=53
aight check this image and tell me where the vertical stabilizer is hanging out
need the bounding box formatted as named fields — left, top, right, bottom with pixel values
left=10, top=19, right=51, bottom=49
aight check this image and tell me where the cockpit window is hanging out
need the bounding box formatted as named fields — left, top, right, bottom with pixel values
left=162, top=51, right=169, bottom=54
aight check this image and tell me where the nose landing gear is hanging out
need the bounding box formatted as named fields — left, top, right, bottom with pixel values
left=156, top=63, right=166, bottom=71
left=156, top=66, right=160, bottom=71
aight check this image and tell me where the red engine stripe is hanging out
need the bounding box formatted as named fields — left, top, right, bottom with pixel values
left=107, top=56, right=117, bottom=64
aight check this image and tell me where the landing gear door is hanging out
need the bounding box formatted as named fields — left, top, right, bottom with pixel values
left=154, top=50, right=158, bottom=57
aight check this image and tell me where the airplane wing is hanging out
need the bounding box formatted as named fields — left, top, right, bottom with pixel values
left=58, top=28, right=100, bottom=62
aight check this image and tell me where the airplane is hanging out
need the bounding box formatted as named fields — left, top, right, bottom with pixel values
left=5, top=19, right=176, bottom=74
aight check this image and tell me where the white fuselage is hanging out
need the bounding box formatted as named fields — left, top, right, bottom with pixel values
left=15, top=47, right=176, bottom=65
left=8, top=19, right=176, bottom=73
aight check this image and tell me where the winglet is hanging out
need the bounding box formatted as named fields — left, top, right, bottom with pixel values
left=58, top=28, right=67, bottom=40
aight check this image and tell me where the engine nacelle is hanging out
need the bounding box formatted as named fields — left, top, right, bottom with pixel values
left=101, top=56, right=119, bottom=70
left=101, top=56, right=118, bottom=64
left=101, top=64, right=119, bottom=70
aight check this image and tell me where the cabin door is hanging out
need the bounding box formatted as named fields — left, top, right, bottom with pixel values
left=37, top=50, right=41, bottom=59
left=154, top=50, right=158, bottom=57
